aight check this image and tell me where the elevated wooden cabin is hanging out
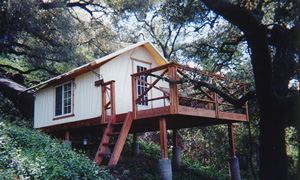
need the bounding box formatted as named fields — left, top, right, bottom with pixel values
left=28, top=41, right=248, bottom=170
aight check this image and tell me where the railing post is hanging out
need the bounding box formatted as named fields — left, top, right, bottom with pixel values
left=243, top=85, right=249, bottom=122
left=101, top=84, right=106, bottom=123
left=168, top=64, right=178, bottom=114
left=132, top=76, right=137, bottom=119
left=110, top=81, right=116, bottom=115
left=213, top=78, right=219, bottom=119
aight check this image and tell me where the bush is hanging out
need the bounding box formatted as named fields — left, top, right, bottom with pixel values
left=180, top=155, right=229, bottom=180
left=0, top=119, right=112, bottom=180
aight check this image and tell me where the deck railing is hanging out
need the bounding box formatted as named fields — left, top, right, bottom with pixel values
left=131, top=63, right=248, bottom=121
left=100, top=80, right=116, bottom=123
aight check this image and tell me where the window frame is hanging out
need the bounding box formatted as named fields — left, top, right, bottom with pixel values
left=53, top=81, right=75, bottom=120
left=136, top=65, right=149, bottom=106
left=132, top=59, right=152, bottom=110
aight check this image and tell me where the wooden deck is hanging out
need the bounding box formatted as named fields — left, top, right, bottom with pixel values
left=128, top=106, right=247, bottom=133
left=129, top=63, right=248, bottom=132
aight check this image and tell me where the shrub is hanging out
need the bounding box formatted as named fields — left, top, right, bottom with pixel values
left=0, top=119, right=112, bottom=180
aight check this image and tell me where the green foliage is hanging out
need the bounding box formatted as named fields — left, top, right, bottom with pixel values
left=285, top=126, right=299, bottom=178
left=179, top=155, right=229, bottom=180
left=122, top=134, right=230, bottom=179
left=139, top=140, right=162, bottom=160
left=179, top=126, right=230, bottom=169
left=0, top=119, right=112, bottom=180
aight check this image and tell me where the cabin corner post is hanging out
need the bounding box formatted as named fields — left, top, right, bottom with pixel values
left=168, top=64, right=179, bottom=114
left=227, top=123, right=241, bottom=180
left=131, top=76, right=137, bottom=119
left=159, top=117, right=173, bottom=180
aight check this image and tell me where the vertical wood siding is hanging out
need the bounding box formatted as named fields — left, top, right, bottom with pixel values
left=34, top=46, right=167, bottom=128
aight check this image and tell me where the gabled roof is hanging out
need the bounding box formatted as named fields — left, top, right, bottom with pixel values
left=25, top=41, right=168, bottom=92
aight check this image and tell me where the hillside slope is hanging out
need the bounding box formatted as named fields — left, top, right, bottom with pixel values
left=0, top=119, right=112, bottom=179
left=0, top=118, right=229, bottom=180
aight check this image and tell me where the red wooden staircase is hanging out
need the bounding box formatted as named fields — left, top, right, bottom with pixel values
left=94, top=112, right=133, bottom=167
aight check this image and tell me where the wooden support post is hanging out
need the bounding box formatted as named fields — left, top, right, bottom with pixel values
left=110, top=81, right=116, bottom=115
left=133, top=133, right=138, bottom=143
left=132, top=76, right=138, bottom=119
left=101, top=85, right=106, bottom=123
left=173, top=128, right=181, bottom=169
left=159, top=117, right=168, bottom=159
left=214, top=78, right=219, bottom=119
left=132, top=133, right=139, bottom=156
left=168, top=65, right=178, bottom=114
left=228, top=123, right=236, bottom=157
left=102, top=126, right=106, bottom=136
left=64, top=130, right=72, bottom=148
left=173, top=129, right=178, bottom=147
left=207, top=91, right=212, bottom=110
left=228, top=123, right=241, bottom=180
left=243, top=85, right=249, bottom=122
left=65, top=130, right=70, bottom=141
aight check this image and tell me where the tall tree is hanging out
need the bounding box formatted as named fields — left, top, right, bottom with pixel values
left=0, top=0, right=117, bottom=119
left=197, top=0, right=299, bottom=179
left=103, top=0, right=299, bottom=178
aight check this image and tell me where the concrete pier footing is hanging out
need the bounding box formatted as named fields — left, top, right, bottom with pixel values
left=173, top=146, right=181, bottom=169
left=132, top=142, right=139, bottom=156
left=228, top=157, right=241, bottom=180
left=159, top=158, right=172, bottom=180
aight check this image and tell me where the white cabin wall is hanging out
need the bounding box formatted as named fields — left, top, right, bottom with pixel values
left=99, top=46, right=168, bottom=114
left=34, top=45, right=168, bottom=129
left=131, top=47, right=169, bottom=109
left=34, top=87, right=53, bottom=128
left=72, top=69, right=102, bottom=120
left=34, top=68, right=101, bottom=128
left=99, top=51, right=133, bottom=114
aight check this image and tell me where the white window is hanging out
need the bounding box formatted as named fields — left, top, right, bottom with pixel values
left=137, top=65, right=148, bottom=106
left=133, top=60, right=151, bottom=109
left=55, top=82, right=73, bottom=117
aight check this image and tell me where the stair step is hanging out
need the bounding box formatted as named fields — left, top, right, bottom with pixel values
left=103, top=142, right=115, bottom=146
left=111, top=122, right=123, bottom=126
left=108, top=132, right=120, bottom=136
left=98, top=153, right=112, bottom=157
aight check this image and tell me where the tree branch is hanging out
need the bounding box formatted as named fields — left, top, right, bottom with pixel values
left=148, top=73, right=255, bottom=108
left=0, top=64, right=59, bottom=76
left=0, top=78, right=34, bottom=119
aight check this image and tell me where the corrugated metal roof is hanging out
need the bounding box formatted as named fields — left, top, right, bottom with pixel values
left=24, top=41, right=167, bottom=92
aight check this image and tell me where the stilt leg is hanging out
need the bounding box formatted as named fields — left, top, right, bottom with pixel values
left=64, top=130, right=72, bottom=148
left=159, top=118, right=172, bottom=180
left=172, top=129, right=181, bottom=169
left=228, top=123, right=241, bottom=180
left=132, top=133, right=139, bottom=156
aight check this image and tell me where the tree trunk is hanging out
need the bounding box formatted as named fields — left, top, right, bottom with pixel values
left=259, top=108, right=288, bottom=179
left=247, top=27, right=288, bottom=180
left=0, top=78, right=34, bottom=120
left=199, top=0, right=290, bottom=179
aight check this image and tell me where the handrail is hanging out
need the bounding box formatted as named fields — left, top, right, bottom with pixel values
left=131, top=63, right=248, bottom=120
left=101, top=80, right=115, bottom=123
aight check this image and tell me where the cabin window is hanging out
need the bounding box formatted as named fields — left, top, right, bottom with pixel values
left=55, top=82, right=72, bottom=117
left=137, top=65, right=148, bottom=106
